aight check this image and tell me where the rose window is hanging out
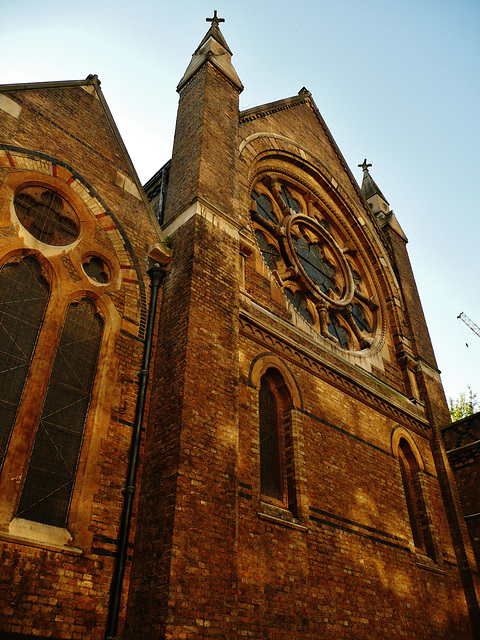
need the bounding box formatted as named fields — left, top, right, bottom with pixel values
left=14, top=186, right=80, bottom=246
left=250, top=177, right=379, bottom=352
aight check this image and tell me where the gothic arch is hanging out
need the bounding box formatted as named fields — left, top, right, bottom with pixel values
left=391, top=426, right=426, bottom=471
left=248, top=352, right=302, bottom=410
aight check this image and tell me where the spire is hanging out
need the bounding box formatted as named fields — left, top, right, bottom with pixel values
left=359, top=159, right=389, bottom=205
left=177, top=11, right=243, bottom=93
left=359, top=159, right=407, bottom=241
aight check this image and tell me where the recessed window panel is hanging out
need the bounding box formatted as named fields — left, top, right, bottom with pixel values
left=293, top=237, right=336, bottom=294
left=259, top=377, right=282, bottom=500
left=280, top=186, right=301, bottom=213
left=352, top=303, right=370, bottom=333
left=328, top=315, right=349, bottom=349
left=83, top=255, right=110, bottom=284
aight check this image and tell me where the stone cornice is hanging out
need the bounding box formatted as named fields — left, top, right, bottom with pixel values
left=240, top=95, right=309, bottom=124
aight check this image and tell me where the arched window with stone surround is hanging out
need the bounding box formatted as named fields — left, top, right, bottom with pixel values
left=0, top=256, right=50, bottom=471
left=259, top=368, right=297, bottom=514
left=397, top=437, right=435, bottom=559
left=16, top=298, right=104, bottom=528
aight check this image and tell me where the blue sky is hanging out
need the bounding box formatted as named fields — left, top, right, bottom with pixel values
left=2, top=0, right=479, bottom=405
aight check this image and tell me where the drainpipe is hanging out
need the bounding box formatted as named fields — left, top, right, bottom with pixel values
left=105, top=262, right=166, bottom=640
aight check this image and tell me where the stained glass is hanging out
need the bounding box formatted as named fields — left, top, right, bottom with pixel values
left=0, top=257, right=49, bottom=470
left=280, top=186, right=301, bottom=212
left=17, top=298, right=103, bottom=527
left=352, top=303, right=370, bottom=333
left=328, top=315, right=349, bottom=349
left=259, top=377, right=282, bottom=499
left=293, top=237, right=336, bottom=294
left=284, top=288, right=313, bottom=325
left=252, top=191, right=277, bottom=223
left=14, top=186, right=79, bottom=246
left=255, top=230, right=279, bottom=270
left=83, top=256, right=109, bottom=284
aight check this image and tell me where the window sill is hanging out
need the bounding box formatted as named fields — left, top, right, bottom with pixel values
left=0, top=518, right=83, bottom=556
left=259, top=502, right=307, bottom=532
left=416, top=553, right=444, bottom=574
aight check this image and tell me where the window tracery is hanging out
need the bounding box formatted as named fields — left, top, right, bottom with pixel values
left=14, top=185, right=80, bottom=246
left=0, top=167, right=119, bottom=541
left=250, top=177, right=379, bottom=352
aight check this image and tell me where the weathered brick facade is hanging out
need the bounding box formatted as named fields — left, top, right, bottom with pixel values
left=0, top=16, right=479, bottom=640
left=443, top=413, right=480, bottom=575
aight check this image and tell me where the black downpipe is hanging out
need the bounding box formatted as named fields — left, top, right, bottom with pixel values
left=105, top=263, right=166, bottom=640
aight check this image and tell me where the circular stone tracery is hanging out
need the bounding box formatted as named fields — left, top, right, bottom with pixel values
left=250, top=175, right=380, bottom=352
left=14, top=185, right=80, bottom=246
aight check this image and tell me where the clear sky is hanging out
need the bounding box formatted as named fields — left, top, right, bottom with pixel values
left=2, top=0, right=479, bottom=406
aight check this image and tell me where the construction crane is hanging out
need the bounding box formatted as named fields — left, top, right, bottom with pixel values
left=457, top=312, right=480, bottom=345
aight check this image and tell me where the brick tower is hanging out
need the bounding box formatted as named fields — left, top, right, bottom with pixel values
left=0, top=13, right=479, bottom=640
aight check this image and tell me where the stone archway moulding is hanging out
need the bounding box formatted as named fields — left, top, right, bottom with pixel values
left=248, top=352, right=303, bottom=410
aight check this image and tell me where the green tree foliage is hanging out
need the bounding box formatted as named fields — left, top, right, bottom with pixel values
left=448, top=386, right=478, bottom=421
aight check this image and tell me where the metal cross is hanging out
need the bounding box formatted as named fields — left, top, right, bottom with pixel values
left=358, top=159, right=372, bottom=172
left=206, top=10, right=225, bottom=27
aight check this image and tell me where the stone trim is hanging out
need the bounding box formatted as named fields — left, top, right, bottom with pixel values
left=0, top=94, right=22, bottom=119
left=240, top=310, right=430, bottom=436
left=162, top=197, right=241, bottom=239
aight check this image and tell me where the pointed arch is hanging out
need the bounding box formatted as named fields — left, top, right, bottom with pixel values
left=250, top=354, right=302, bottom=515
left=392, top=427, right=435, bottom=559
left=249, top=352, right=302, bottom=410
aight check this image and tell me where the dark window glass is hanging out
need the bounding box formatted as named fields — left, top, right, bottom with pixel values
left=83, top=255, right=110, bottom=284
left=259, top=377, right=282, bottom=500
left=328, top=314, right=349, bottom=349
left=255, top=230, right=279, bottom=270
left=251, top=191, right=277, bottom=223
left=17, top=298, right=103, bottom=527
left=0, top=257, right=49, bottom=470
left=284, top=288, right=313, bottom=325
left=293, top=238, right=337, bottom=294
left=280, top=186, right=301, bottom=213
left=352, top=270, right=362, bottom=290
left=14, top=186, right=79, bottom=246
left=352, top=303, right=370, bottom=333
left=319, top=219, right=331, bottom=234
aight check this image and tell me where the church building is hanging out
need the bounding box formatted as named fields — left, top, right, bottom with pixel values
left=0, top=13, right=479, bottom=640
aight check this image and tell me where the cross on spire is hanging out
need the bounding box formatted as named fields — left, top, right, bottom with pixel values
left=358, top=159, right=372, bottom=172
left=206, top=10, right=225, bottom=27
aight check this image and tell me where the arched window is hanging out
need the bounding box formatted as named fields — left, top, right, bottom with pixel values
left=259, top=376, right=282, bottom=500
left=259, top=370, right=296, bottom=513
left=398, top=438, right=435, bottom=559
left=16, top=298, right=103, bottom=528
left=0, top=256, right=50, bottom=470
